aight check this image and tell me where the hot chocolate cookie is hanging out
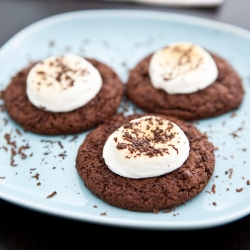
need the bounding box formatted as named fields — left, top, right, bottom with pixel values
left=76, top=113, right=215, bottom=212
left=4, top=55, right=124, bottom=135
left=127, top=42, right=244, bottom=120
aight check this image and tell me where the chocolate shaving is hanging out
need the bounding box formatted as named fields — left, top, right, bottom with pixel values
left=58, top=151, right=67, bottom=159
left=11, top=159, right=17, bottom=167
left=31, top=173, right=39, bottom=180
left=69, top=135, right=78, bottom=142
left=211, top=184, right=216, bottom=194
left=46, top=191, right=57, bottom=198
left=4, top=134, right=16, bottom=148
left=18, top=144, right=30, bottom=159
left=10, top=148, right=17, bottom=166
left=41, top=139, right=64, bottom=149
left=116, top=117, right=179, bottom=158
left=236, top=188, right=243, bottom=192
left=228, top=168, right=233, bottom=178
left=16, top=129, right=22, bottom=136
left=58, top=141, right=63, bottom=149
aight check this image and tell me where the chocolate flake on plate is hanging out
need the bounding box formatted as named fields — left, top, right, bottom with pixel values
left=236, top=188, right=244, bottom=192
left=46, top=191, right=57, bottom=198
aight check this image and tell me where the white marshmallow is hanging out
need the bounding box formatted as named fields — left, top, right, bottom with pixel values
left=26, top=54, right=102, bottom=112
left=149, top=42, right=218, bottom=94
left=103, top=116, right=190, bottom=179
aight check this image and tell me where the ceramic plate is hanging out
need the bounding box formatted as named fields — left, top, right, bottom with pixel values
left=100, top=0, right=225, bottom=7
left=0, top=10, right=250, bottom=230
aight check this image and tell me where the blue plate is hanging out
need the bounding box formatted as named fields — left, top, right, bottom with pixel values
left=0, top=10, right=250, bottom=230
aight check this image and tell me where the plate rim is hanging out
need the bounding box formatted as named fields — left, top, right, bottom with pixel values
left=1, top=9, right=250, bottom=230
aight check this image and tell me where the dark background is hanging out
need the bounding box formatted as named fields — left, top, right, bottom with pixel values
left=0, top=0, right=250, bottom=249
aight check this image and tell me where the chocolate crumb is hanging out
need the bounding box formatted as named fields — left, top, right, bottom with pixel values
left=3, top=146, right=7, bottom=152
left=30, top=168, right=36, bottom=171
left=236, top=188, right=243, bottom=192
left=247, top=180, right=250, bottom=185
left=226, top=188, right=230, bottom=191
left=211, top=184, right=216, bottom=194
left=46, top=191, right=57, bottom=198
left=0, top=176, right=5, bottom=179
left=93, top=205, right=98, bottom=208
left=100, top=212, right=107, bottom=216
left=37, top=182, right=41, bottom=186
left=213, top=202, right=217, bottom=206
left=231, top=112, right=236, bottom=118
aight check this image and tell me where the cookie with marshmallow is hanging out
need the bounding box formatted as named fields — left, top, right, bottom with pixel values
left=4, top=55, right=124, bottom=135
left=76, top=113, right=215, bottom=212
left=127, top=42, right=244, bottom=120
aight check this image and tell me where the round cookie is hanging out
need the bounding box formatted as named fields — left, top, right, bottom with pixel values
left=76, top=113, right=215, bottom=212
left=4, top=58, right=124, bottom=135
left=126, top=53, right=244, bottom=120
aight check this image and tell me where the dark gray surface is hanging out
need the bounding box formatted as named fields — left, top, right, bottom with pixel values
left=0, top=0, right=250, bottom=249
left=0, top=0, right=249, bottom=48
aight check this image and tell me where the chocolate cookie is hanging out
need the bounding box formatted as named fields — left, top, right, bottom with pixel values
left=76, top=113, right=215, bottom=212
left=126, top=53, right=244, bottom=120
left=4, top=58, right=124, bottom=135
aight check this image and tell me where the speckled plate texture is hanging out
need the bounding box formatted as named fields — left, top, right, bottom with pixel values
left=0, top=10, right=250, bottom=230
